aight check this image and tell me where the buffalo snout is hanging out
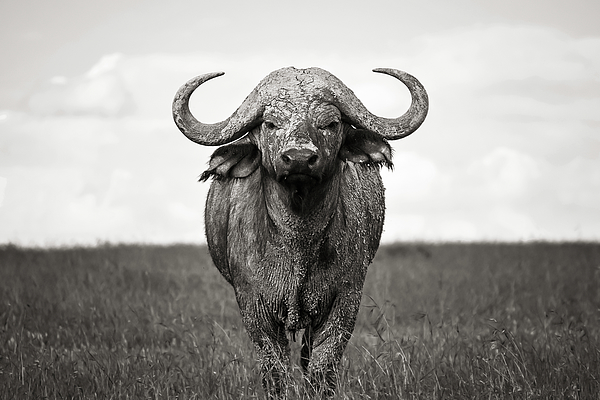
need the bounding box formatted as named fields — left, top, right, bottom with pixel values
left=276, top=147, right=323, bottom=178
left=281, top=148, right=319, bottom=169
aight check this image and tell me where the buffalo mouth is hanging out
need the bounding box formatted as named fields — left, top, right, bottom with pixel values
left=278, top=173, right=320, bottom=199
left=281, top=173, right=318, bottom=186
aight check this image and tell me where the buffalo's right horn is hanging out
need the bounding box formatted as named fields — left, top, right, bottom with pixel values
left=172, top=72, right=263, bottom=146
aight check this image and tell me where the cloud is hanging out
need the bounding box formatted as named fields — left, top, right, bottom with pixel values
left=467, top=147, right=540, bottom=199
left=0, top=106, right=210, bottom=245
left=28, top=54, right=135, bottom=117
left=0, top=176, right=6, bottom=207
left=483, top=76, right=600, bottom=105
left=438, top=219, right=480, bottom=241
left=398, top=24, right=600, bottom=172
left=168, top=201, right=202, bottom=221
left=3, top=22, right=600, bottom=244
left=489, top=206, right=541, bottom=239
left=382, top=152, right=439, bottom=202
left=412, top=25, right=596, bottom=86
left=555, top=155, right=600, bottom=209
left=0, top=166, right=130, bottom=245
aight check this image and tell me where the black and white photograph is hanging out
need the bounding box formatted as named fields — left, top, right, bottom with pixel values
left=1, top=0, right=599, bottom=398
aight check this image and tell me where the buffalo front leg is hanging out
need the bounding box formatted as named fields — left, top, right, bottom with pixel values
left=239, top=303, right=291, bottom=397
left=303, top=292, right=361, bottom=395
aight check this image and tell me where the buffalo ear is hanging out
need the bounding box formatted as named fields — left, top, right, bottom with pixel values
left=200, top=141, right=260, bottom=181
left=339, top=127, right=393, bottom=168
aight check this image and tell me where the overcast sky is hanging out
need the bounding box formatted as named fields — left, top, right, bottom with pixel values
left=1, top=0, right=599, bottom=245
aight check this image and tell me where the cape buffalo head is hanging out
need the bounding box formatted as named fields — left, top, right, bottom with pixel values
left=172, top=67, right=428, bottom=205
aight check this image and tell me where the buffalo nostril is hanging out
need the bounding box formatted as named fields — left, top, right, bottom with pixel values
left=281, top=154, right=291, bottom=164
left=308, top=155, right=318, bottom=166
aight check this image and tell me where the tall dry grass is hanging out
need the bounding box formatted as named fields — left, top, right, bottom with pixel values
left=1, top=242, right=599, bottom=398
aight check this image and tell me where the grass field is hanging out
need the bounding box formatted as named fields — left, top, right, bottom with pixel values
left=1, top=242, right=599, bottom=399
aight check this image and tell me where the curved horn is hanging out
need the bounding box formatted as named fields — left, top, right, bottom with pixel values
left=172, top=72, right=263, bottom=146
left=336, top=68, right=429, bottom=140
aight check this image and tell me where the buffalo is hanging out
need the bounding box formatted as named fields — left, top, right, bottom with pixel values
left=172, top=67, right=428, bottom=396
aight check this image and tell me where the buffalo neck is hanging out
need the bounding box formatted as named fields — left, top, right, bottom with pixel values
left=262, top=167, right=342, bottom=248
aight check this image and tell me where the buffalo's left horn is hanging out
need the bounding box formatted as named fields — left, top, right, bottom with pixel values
left=335, top=68, right=429, bottom=140
left=172, top=72, right=263, bottom=146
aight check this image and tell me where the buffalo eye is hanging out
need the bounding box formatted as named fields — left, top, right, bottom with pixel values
left=263, top=121, right=278, bottom=130
left=321, top=120, right=340, bottom=131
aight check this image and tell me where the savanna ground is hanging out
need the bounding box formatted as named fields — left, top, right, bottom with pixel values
left=1, top=242, right=599, bottom=399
